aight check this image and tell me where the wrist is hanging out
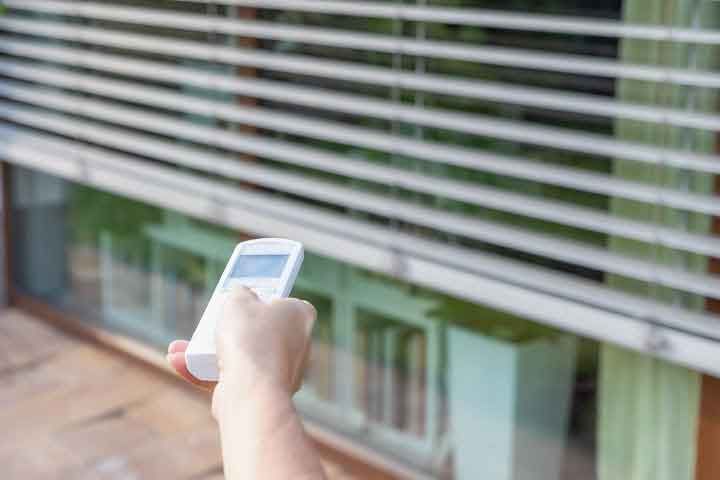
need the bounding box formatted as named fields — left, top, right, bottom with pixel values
left=213, top=365, right=293, bottom=418
left=218, top=344, right=293, bottom=391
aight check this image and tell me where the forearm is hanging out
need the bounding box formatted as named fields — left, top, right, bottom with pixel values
left=215, top=379, right=326, bottom=480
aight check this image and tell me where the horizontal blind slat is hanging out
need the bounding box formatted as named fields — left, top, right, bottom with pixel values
left=1, top=44, right=713, bottom=174
left=4, top=2, right=720, bottom=88
left=0, top=42, right=717, bottom=215
left=176, top=0, right=720, bottom=45
left=2, top=38, right=720, bottom=133
left=1, top=94, right=719, bottom=299
left=4, top=123, right=720, bottom=373
left=0, top=56, right=717, bottom=216
left=3, top=66, right=720, bottom=257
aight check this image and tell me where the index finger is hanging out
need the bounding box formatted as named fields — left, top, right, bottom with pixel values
left=285, top=298, right=317, bottom=320
left=223, top=285, right=261, bottom=308
left=230, top=285, right=259, bottom=299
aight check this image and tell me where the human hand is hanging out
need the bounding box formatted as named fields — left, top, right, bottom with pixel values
left=168, top=288, right=324, bottom=479
left=166, top=287, right=316, bottom=400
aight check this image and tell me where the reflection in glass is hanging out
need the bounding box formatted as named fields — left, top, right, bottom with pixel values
left=10, top=171, right=596, bottom=479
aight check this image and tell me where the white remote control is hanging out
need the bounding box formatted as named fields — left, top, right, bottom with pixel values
left=185, top=238, right=304, bottom=381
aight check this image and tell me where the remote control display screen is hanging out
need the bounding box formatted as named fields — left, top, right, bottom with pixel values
left=229, top=254, right=289, bottom=278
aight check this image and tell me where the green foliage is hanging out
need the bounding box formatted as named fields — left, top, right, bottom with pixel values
left=69, top=185, right=162, bottom=264
left=68, top=186, right=237, bottom=290
left=430, top=296, right=560, bottom=343
left=431, top=296, right=598, bottom=375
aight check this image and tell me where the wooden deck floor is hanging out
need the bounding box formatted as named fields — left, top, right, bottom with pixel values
left=0, top=309, right=363, bottom=479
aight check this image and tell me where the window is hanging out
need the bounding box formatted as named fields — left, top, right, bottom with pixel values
left=3, top=1, right=719, bottom=478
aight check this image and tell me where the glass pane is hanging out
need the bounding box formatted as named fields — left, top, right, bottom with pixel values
left=10, top=168, right=597, bottom=478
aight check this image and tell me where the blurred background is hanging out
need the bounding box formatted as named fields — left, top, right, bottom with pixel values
left=1, top=0, right=720, bottom=479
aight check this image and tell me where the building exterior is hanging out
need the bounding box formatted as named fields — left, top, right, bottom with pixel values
left=1, top=1, right=720, bottom=479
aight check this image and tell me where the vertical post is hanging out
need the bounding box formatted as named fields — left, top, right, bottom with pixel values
left=695, top=138, right=720, bottom=480
left=332, top=265, right=356, bottom=413
left=99, top=232, right=114, bottom=324
left=382, top=328, right=398, bottom=426
left=0, top=163, right=8, bottom=308
left=150, top=240, right=164, bottom=331
left=9, top=168, right=68, bottom=300
left=689, top=2, right=720, bottom=479
left=695, top=376, right=720, bottom=480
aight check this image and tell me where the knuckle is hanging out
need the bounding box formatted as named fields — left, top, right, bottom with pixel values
left=286, top=298, right=316, bottom=321
left=299, top=300, right=317, bottom=320
left=228, top=285, right=252, bottom=298
left=225, top=286, right=258, bottom=307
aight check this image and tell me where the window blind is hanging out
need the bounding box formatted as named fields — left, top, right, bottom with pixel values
left=1, top=0, right=720, bottom=376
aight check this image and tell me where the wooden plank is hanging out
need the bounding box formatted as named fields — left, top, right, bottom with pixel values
left=108, top=423, right=222, bottom=479
left=11, top=294, right=178, bottom=375
left=0, top=310, right=71, bottom=370
left=126, top=386, right=213, bottom=436
left=0, top=308, right=221, bottom=479
left=0, top=434, right=83, bottom=478
left=4, top=300, right=394, bottom=479
left=0, top=368, right=155, bottom=437
left=695, top=375, right=720, bottom=480
left=309, top=433, right=405, bottom=480
left=55, top=416, right=157, bottom=465
left=695, top=141, right=720, bottom=480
